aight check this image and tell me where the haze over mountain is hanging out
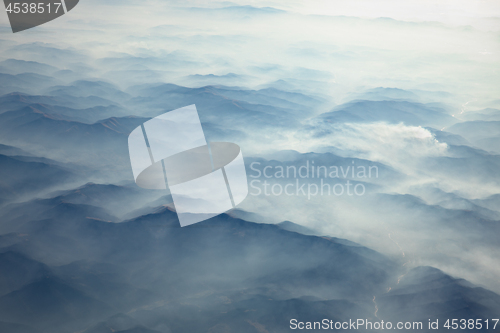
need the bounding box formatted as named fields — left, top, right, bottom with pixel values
left=0, top=0, right=498, bottom=332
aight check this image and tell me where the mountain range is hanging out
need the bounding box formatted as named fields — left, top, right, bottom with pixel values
left=0, top=36, right=499, bottom=333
